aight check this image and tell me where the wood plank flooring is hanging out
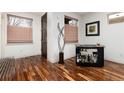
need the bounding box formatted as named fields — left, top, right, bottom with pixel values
left=0, top=56, right=124, bottom=81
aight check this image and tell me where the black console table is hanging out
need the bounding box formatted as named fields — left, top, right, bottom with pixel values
left=76, top=45, right=104, bottom=67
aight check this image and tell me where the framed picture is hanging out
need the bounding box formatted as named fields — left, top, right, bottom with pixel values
left=86, top=21, right=100, bottom=36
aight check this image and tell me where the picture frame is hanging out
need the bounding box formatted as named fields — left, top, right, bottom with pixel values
left=86, top=21, right=100, bottom=36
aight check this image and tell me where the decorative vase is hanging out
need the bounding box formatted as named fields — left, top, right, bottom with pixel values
left=59, top=52, right=64, bottom=64
left=57, top=22, right=65, bottom=64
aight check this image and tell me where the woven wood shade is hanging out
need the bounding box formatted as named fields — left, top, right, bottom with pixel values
left=7, top=26, right=32, bottom=43
left=64, top=24, right=78, bottom=43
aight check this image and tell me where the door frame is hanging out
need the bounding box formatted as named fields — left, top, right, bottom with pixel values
left=0, top=13, right=2, bottom=58
left=41, top=13, right=47, bottom=58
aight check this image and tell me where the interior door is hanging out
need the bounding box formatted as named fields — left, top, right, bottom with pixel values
left=41, top=13, right=47, bottom=58
left=0, top=14, right=1, bottom=59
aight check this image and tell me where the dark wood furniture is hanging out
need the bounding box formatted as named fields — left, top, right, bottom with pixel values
left=76, top=44, right=104, bottom=67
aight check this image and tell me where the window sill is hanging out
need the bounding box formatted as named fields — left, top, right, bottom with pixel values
left=6, top=42, right=33, bottom=46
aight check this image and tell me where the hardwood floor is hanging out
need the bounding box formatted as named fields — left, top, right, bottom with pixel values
left=0, top=56, right=124, bottom=81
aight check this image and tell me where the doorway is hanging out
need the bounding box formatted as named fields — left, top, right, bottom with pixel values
left=0, top=14, right=1, bottom=59
left=41, top=13, right=47, bottom=58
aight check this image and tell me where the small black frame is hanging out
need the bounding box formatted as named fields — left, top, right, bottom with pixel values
left=86, top=21, right=100, bottom=36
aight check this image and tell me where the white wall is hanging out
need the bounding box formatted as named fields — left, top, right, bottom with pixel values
left=1, top=12, right=41, bottom=58
left=47, top=12, right=81, bottom=63
left=79, top=12, right=124, bottom=64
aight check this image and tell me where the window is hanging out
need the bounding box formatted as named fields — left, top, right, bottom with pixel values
left=7, top=14, right=33, bottom=43
left=108, top=12, right=124, bottom=24
left=64, top=16, right=78, bottom=43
